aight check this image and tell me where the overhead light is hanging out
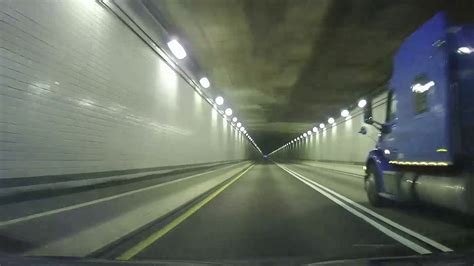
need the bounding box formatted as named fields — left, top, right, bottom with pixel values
left=457, top=47, right=473, bottom=54
left=225, top=108, right=233, bottom=116
left=199, top=77, right=210, bottom=88
left=307, top=130, right=312, bottom=135
left=312, top=127, right=318, bottom=133
left=303, top=133, right=307, bottom=137
left=215, top=96, right=224, bottom=106
left=236, top=122, right=242, bottom=128
left=328, top=117, right=335, bottom=124
left=240, top=127, right=245, bottom=132
left=341, top=109, right=349, bottom=117
left=319, top=123, right=325, bottom=129
left=167, top=40, right=187, bottom=59
left=232, top=117, right=238, bottom=123
left=358, top=99, right=367, bottom=108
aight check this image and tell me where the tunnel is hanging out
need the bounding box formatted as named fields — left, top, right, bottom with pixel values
left=1, top=0, right=474, bottom=264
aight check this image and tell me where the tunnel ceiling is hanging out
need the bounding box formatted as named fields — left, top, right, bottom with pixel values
left=146, top=0, right=441, bottom=153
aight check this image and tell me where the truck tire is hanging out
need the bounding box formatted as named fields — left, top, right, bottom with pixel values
left=365, top=164, right=385, bottom=207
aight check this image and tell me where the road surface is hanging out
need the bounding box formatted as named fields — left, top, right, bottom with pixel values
left=1, top=161, right=473, bottom=264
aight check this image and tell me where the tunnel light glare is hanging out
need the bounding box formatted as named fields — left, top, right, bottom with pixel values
left=412, top=81, right=435, bottom=93
left=457, top=47, right=473, bottom=54
left=341, top=109, right=349, bottom=117
left=199, top=77, right=210, bottom=88
left=328, top=117, right=335, bottom=124
left=236, top=122, right=242, bottom=128
left=215, top=96, right=224, bottom=106
left=358, top=99, right=367, bottom=108
left=240, top=127, right=245, bottom=132
left=224, top=108, right=233, bottom=116
left=319, top=123, right=325, bottom=129
left=307, top=130, right=312, bottom=135
left=232, top=117, right=238, bottom=123
left=312, top=127, right=318, bottom=133
left=303, top=133, right=307, bottom=137
left=167, top=40, right=187, bottom=59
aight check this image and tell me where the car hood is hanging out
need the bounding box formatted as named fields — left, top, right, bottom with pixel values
left=0, top=252, right=472, bottom=266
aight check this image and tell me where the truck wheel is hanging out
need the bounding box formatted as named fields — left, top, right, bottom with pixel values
left=365, top=164, right=385, bottom=207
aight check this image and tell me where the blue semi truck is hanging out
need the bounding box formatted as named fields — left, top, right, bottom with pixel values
left=361, top=11, right=474, bottom=214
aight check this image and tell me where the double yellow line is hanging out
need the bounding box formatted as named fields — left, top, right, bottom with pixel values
left=116, top=164, right=254, bottom=260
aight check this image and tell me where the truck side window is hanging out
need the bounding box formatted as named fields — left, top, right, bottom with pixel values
left=386, top=90, right=397, bottom=122
left=411, top=74, right=432, bottom=114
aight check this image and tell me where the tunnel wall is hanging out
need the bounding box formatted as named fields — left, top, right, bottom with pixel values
left=272, top=92, right=388, bottom=164
left=0, top=0, right=256, bottom=179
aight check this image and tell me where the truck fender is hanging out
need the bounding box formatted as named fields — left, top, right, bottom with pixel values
left=365, top=149, right=394, bottom=192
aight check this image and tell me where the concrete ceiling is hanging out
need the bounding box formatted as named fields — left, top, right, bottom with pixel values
left=145, top=0, right=441, bottom=153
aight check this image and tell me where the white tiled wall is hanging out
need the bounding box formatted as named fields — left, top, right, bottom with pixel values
left=0, top=0, right=253, bottom=178
left=274, top=93, right=388, bottom=163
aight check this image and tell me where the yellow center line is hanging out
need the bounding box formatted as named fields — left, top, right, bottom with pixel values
left=116, top=164, right=254, bottom=260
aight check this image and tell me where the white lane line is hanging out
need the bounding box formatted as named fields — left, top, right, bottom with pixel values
left=280, top=164, right=453, bottom=253
left=0, top=163, right=248, bottom=227
left=276, top=164, right=431, bottom=255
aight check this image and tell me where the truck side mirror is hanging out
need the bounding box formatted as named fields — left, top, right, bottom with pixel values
left=363, top=100, right=374, bottom=125
left=358, top=126, right=367, bottom=135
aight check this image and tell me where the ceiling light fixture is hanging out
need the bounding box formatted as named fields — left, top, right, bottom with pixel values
left=341, top=109, right=349, bottom=117
left=167, top=40, right=187, bottom=59
left=199, top=77, right=210, bottom=88
left=215, top=96, right=224, bottom=106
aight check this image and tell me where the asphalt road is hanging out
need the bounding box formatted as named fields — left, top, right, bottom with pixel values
left=2, top=161, right=474, bottom=264
left=280, top=162, right=474, bottom=252
left=128, top=162, right=415, bottom=263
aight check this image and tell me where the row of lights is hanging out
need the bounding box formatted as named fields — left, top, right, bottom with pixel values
left=167, top=39, right=262, bottom=153
left=268, top=99, right=368, bottom=155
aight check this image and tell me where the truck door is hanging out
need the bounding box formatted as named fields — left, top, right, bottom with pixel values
left=379, top=13, right=453, bottom=166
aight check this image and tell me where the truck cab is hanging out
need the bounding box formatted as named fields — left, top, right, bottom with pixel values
left=362, top=12, right=474, bottom=213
